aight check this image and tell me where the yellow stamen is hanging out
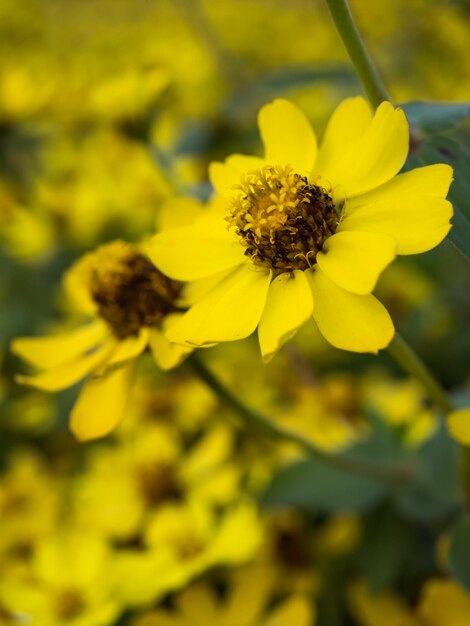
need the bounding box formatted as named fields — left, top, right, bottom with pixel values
left=228, top=165, right=338, bottom=273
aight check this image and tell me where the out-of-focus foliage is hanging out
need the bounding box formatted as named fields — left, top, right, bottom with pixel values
left=1, top=0, right=470, bottom=625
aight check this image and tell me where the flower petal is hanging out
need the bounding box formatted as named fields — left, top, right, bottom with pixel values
left=447, top=408, right=470, bottom=445
left=148, top=225, right=245, bottom=281
left=315, top=96, right=372, bottom=178
left=156, top=196, right=203, bottom=232
left=316, top=231, right=396, bottom=294
left=346, top=164, right=453, bottom=212
left=148, top=324, right=191, bottom=370
left=15, top=340, right=116, bottom=392
left=265, top=596, right=313, bottom=626
left=10, top=321, right=107, bottom=370
left=339, top=196, right=453, bottom=255
left=209, top=161, right=241, bottom=197
left=166, top=265, right=272, bottom=346
left=106, top=327, right=150, bottom=367
left=180, top=269, right=234, bottom=306
left=307, top=269, right=394, bottom=353
left=70, top=361, right=135, bottom=440
left=318, top=101, right=408, bottom=198
left=258, top=270, right=313, bottom=362
left=226, top=154, right=266, bottom=173
left=258, top=99, right=317, bottom=174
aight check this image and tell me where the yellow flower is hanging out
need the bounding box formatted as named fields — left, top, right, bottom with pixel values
left=447, top=408, right=470, bottom=445
left=73, top=421, right=240, bottom=540
left=349, top=580, right=419, bottom=626
left=11, top=240, right=190, bottom=441
left=112, top=499, right=261, bottom=607
left=0, top=531, right=121, bottom=626
left=132, top=565, right=314, bottom=626
left=150, top=98, right=453, bottom=360
left=0, top=450, right=62, bottom=565
left=417, top=578, right=470, bottom=626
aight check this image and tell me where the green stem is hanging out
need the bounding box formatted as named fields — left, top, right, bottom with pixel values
left=324, top=0, right=391, bottom=108
left=387, top=333, right=454, bottom=414
left=188, top=353, right=413, bottom=485
left=388, top=338, right=470, bottom=507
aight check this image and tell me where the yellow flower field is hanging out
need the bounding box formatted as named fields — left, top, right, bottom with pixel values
left=1, top=1, right=469, bottom=625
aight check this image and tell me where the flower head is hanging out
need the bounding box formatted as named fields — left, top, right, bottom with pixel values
left=11, top=240, right=190, bottom=440
left=150, top=97, right=453, bottom=360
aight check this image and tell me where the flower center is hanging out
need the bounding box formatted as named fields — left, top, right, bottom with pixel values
left=55, top=588, right=86, bottom=620
left=89, top=242, right=181, bottom=339
left=135, top=461, right=182, bottom=506
left=228, top=165, right=338, bottom=273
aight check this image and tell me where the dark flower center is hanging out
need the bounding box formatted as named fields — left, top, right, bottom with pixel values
left=228, top=165, right=338, bottom=273
left=90, top=247, right=180, bottom=339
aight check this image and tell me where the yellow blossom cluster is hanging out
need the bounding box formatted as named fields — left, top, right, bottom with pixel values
left=1, top=0, right=470, bottom=625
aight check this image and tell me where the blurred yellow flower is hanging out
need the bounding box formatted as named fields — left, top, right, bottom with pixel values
left=417, top=578, right=470, bottom=626
left=150, top=98, right=453, bottom=359
left=349, top=580, right=419, bottom=626
left=112, top=499, right=261, bottom=607
left=11, top=241, right=190, bottom=440
left=0, top=531, right=121, bottom=626
left=363, top=377, right=437, bottom=446
left=0, top=451, right=62, bottom=566
left=447, top=408, right=470, bottom=445
left=73, top=421, right=240, bottom=540
left=133, top=565, right=314, bottom=626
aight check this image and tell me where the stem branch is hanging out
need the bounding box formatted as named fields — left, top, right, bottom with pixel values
left=188, top=353, right=413, bottom=486
left=387, top=333, right=454, bottom=414
left=324, top=0, right=391, bottom=108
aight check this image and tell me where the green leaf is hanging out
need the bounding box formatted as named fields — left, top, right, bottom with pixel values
left=356, top=506, right=409, bottom=592
left=262, top=417, right=412, bottom=513
left=396, top=424, right=461, bottom=522
left=261, top=455, right=387, bottom=514
left=448, top=515, right=470, bottom=590
left=403, top=101, right=470, bottom=260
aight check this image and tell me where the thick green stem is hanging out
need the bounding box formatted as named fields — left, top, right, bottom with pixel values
left=324, top=0, right=391, bottom=108
left=388, top=333, right=454, bottom=414
left=188, top=353, right=413, bottom=486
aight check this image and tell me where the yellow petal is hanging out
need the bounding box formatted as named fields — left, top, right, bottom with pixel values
left=209, top=161, right=242, bottom=197
left=132, top=612, right=179, bottom=626
left=258, top=270, right=313, bottom=362
left=315, top=96, right=372, bottom=177
left=70, top=361, right=135, bottom=440
left=156, top=196, right=203, bottom=232
left=308, top=269, right=394, bottom=353
left=10, top=321, right=107, bottom=370
left=258, top=99, right=317, bottom=174
left=194, top=196, right=229, bottom=228
left=346, top=164, right=454, bottom=212
left=340, top=196, right=453, bottom=255
left=316, top=231, right=396, bottom=294
left=180, top=269, right=234, bottom=306
left=106, top=327, right=149, bottom=367
left=350, top=580, right=419, bottom=626
left=15, top=340, right=115, bottom=392
left=176, top=585, right=218, bottom=622
left=148, top=225, right=245, bottom=281
left=265, top=596, right=314, bottom=626
left=318, top=101, right=408, bottom=197
left=148, top=325, right=191, bottom=370
left=418, top=579, right=470, bottom=625
left=447, top=408, right=470, bottom=445
left=166, top=265, right=271, bottom=346
left=226, top=153, right=266, bottom=172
